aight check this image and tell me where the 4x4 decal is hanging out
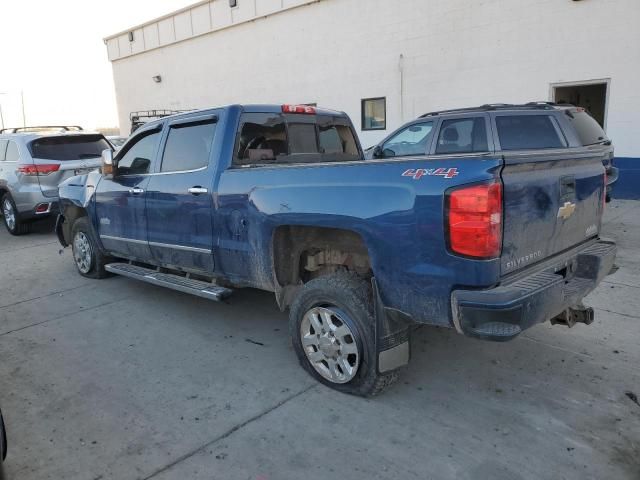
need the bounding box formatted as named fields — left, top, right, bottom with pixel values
left=402, top=167, right=459, bottom=180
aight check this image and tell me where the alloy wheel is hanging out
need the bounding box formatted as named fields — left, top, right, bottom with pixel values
left=2, top=199, right=15, bottom=231
left=73, top=231, right=93, bottom=274
left=300, top=306, right=360, bottom=384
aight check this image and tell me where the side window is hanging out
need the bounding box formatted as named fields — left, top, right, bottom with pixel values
left=117, top=130, right=161, bottom=175
left=161, top=121, right=217, bottom=173
left=234, top=113, right=288, bottom=166
left=565, top=109, right=607, bottom=146
left=496, top=115, right=565, bottom=151
left=361, top=97, right=386, bottom=131
left=436, top=117, right=488, bottom=155
left=5, top=141, right=20, bottom=162
left=0, top=140, right=7, bottom=161
left=381, top=122, right=434, bottom=157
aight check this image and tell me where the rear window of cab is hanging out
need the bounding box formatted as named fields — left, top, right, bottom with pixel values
left=233, top=112, right=360, bottom=166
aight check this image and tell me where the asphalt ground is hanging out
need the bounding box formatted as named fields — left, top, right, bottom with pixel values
left=0, top=200, right=638, bottom=480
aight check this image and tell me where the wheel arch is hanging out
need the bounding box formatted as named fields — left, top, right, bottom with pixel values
left=271, top=225, right=374, bottom=309
left=60, top=203, right=90, bottom=247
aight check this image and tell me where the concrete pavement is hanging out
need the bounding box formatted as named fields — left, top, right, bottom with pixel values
left=0, top=202, right=639, bottom=480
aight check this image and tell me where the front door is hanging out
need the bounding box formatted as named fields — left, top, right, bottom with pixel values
left=145, top=115, right=218, bottom=273
left=95, top=127, right=162, bottom=260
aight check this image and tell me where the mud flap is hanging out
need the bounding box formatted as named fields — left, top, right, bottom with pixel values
left=372, top=278, right=412, bottom=374
left=55, top=214, right=68, bottom=247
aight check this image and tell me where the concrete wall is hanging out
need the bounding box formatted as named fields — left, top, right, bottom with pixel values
left=107, top=0, right=640, bottom=194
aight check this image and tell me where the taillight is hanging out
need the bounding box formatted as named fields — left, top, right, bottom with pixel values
left=17, top=164, right=60, bottom=176
left=282, top=104, right=316, bottom=114
left=446, top=181, right=503, bottom=259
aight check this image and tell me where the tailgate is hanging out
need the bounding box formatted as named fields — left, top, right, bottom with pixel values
left=500, top=148, right=606, bottom=275
left=32, top=157, right=102, bottom=198
left=29, top=135, right=109, bottom=198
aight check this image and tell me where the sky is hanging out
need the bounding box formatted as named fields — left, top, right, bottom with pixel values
left=0, top=0, right=195, bottom=131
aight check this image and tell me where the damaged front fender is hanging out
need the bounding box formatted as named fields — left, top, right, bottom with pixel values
left=56, top=171, right=102, bottom=247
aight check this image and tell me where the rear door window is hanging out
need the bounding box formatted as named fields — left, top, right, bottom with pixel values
left=435, top=117, right=488, bottom=154
left=161, top=120, right=217, bottom=173
left=565, top=109, right=608, bottom=145
left=30, top=135, right=111, bottom=160
left=496, top=115, right=565, bottom=151
left=5, top=141, right=19, bottom=162
left=381, top=121, right=434, bottom=157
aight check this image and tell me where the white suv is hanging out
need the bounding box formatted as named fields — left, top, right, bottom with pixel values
left=0, top=126, right=111, bottom=235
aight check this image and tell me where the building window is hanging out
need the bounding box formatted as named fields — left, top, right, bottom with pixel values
left=361, top=97, right=386, bottom=131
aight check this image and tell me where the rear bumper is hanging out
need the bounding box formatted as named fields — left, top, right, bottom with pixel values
left=451, top=240, right=617, bottom=341
left=20, top=200, right=59, bottom=221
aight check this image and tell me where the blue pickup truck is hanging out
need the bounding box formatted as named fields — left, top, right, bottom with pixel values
left=56, top=103, right=616, bottom=396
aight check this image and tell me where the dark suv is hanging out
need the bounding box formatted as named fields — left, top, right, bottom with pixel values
left=365, top=102, right=618, bottom=198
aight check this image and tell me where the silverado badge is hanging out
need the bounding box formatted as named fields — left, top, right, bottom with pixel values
left=557, top=201, right=576, bottom=220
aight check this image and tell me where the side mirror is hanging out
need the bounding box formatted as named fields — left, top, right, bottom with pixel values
left=101, top=149, right=115, bottom=176
left=382, top=148, right=396, bottom=158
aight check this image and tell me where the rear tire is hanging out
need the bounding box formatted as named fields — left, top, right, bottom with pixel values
left=1, top=193, right=30, bottom=235
left=71, top=217, right=111, bottom=279
left=289, top=272, right=399, bottom=397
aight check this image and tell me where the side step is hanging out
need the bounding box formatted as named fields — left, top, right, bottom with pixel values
left=105, top=263, right=233, bottom=302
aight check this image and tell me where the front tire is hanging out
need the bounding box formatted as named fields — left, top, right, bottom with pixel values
left=289, top=272, right=399, bottom=397
left=71, top=217, right=111, bottom=279
left=2, top=193, right=30, bottom=235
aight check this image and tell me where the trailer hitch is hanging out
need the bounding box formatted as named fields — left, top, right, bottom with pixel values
left=550, top=303, right=595, bottom=328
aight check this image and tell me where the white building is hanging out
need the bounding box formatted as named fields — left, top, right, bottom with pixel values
left=106, top=0, right=640, bottom=196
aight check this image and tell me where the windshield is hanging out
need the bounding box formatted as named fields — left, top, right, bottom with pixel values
left=30, top=135, right=111, bottom=160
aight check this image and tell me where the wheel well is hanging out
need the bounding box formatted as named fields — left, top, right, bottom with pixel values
left=272, top=226, right=372, bottom=308
left=62, top=205, right=88, bottom=243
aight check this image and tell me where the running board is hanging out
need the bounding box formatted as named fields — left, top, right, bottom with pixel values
left=105, top=263, right=232, bottom=301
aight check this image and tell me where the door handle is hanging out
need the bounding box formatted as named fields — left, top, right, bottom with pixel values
left=129, top=187, right=144, bottom=195
left=188, top=187, right=208, bottom=195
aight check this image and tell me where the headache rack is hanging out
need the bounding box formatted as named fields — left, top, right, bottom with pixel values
left=130, top=109, right=192, bottom=133
left=419, top=102, right=574, bottom=118
left=0, top=125, right=84, bottom=134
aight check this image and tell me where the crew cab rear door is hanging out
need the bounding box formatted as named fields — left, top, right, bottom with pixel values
left=492, top=111, right=607, bottom=276
left=145, top=114, right=218, bottom=274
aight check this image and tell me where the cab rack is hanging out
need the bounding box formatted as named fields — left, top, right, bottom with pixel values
left=129, top=109, right=192, bottom=133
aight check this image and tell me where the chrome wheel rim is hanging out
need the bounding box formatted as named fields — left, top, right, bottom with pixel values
left=2, top=199, right=15, bottom=231
left=73, top=231, right=93, bottom=274
left=300, top=307, right=360, bottom=384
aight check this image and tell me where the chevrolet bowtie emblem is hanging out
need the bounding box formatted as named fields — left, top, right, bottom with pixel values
left=557, top=201, right=576, bottom=220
